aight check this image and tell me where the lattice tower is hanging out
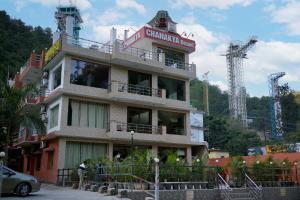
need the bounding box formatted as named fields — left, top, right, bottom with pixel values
left=225, top=37, right=257, bottom=127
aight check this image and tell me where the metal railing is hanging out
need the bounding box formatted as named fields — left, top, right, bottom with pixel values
left=245, top=173, right=262, bottom=200
left=165, top=57, right=193, bottom=71
left=117, top=82, right=162, bottom=97
left=120, top=45, right=162, bottom=62
left=67, top=36, right=113, bottom=54
left=116, top=122, right=160, bottom=134
left=218, top=173, right=232, bottom=200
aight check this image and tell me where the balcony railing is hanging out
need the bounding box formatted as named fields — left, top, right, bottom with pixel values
left=117, top=82, right=162, bottom=97
left=66, top=35, right=112, bottom=54
left=64, top=35, right=195, bottom=73
left=116, top=122, right=161, bottom=135
left=119, top=45, right=162, bottom=62
left=165, top=57, right=193, bottom=71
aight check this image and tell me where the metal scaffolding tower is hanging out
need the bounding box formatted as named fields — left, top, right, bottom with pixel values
left=202, top=71, right=209, bottom=116
left=269, top=72, right=285, bottom=139
left=225, top=37, right=257, bottom=127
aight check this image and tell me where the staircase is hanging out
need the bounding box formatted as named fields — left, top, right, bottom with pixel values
left=218, top=173, right=262, bottom=200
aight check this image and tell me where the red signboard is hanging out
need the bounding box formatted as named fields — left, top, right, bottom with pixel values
left=123, top=26, right=196, bottom=52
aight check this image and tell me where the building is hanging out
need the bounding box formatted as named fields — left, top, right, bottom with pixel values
left=13, top=8, right=207, bottom=183
left=208, top=149, right=230, bottom=159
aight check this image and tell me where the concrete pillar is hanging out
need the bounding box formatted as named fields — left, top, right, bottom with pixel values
left=186, top=146, right=192, bottom=165
left=152, top=109, right=158, bottom=127
left=58, top=138, right=66, bottom=169
left=152, top=145, right=158, bottom=158
left=152, top=74, right=158, bottom=89
left=108, top=143, right=114, bottom=161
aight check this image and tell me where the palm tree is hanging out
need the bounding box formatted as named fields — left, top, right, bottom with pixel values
left=0, top=82, right=46, bottom=151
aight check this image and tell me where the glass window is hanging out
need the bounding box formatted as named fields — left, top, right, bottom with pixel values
left=65, top=142, right=107, bottom=168
left=163, top=48, right=185, bottom=69
left=158, top=77, right=185, bottom=101
left=52, top=65, right=61, bottom=89
left=127, top=107, right=151, bottom=125
left=67, top=99, right=108, bottom=129
left=127, top=71, right=152, bottom=96
left=49, top=105, right=59, bottom=129
left=70, top=59, right=109, bottom=89
left=158, top=111, right=185, bottom=135
left=47, top=152, right=54, bottom=169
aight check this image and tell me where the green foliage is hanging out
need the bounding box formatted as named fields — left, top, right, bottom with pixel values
left=190, top=79, right=228, bottom=116
left=0, top=11, right=52, bottom=82
left=205, top=115, right=261, bottom=156
left=0, top=84, right=46, bottom=149
left=229, top=156, right=244, bottom=181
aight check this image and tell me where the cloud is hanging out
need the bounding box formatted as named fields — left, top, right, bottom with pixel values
left=116, top=0, right=146, bottom=14
left=244, top=41, right=300, bottom=84
left=270, top=1, right=300, bottom=36
left=15, top=0, right=92, bottom=10
left=210, top=80, right=228, bottom=91
left=169, top=0, right=254, bottom=10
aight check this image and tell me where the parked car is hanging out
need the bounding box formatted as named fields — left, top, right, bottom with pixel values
left=1, top=166, right=41, bottom=196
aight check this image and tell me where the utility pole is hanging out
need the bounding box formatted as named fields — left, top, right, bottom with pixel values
left=202, top=71, right=209, bottom=116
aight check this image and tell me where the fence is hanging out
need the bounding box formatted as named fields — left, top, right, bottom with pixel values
left=57, top=164, right=220, bottom=189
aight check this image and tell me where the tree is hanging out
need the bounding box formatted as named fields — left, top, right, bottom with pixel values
left=0, top=83, right=46, bottom=150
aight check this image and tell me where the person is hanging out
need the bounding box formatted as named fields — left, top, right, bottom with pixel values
left=95, top=161, right=104, bottom=185
left=78, top=161, right=87, bottom=190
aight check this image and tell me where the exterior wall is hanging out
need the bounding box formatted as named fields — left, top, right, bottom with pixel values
left=209, top=151, right=230, bottom=159
left=22, top=139, right=59, bottom=184
left=209, top=152, right=300, bottom=183
left=128, top=187, right=300, bottom=200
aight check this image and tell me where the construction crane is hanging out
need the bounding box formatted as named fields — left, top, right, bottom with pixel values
left=269, top=72, right=285, bottom=139
left=224, top=37, right=257, bottom=128
left=202, top=71, right=209, bottom=116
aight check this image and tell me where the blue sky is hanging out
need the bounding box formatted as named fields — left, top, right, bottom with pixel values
left=1, top=0, right=300, bottom=97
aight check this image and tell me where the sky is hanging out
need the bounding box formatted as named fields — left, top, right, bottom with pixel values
left=1, top=0, right=300, bottom=97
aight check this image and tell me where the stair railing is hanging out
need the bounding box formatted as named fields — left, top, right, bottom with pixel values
left=217, top=173, right=232, bottom=200
left=245, top=173, right=262, bottom=200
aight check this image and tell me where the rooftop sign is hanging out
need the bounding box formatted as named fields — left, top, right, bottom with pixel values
left=123, top=26, right=196, bottom=52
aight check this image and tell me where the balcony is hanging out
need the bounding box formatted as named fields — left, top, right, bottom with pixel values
left=116, top=122, right=161, bottom=135
left=14, top=127, right=41, bottom=147
left=56, top=34, right=196, bottom=79
left=108, top=121, right=193, bottom=145
left=111, top=43, right=165, bottom=72
left=108, top=81, right=166, bottom=107
left=19, top=52, right=44, bottom=85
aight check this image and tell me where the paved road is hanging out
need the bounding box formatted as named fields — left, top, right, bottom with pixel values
left=1, top=184, right=130, bottom=200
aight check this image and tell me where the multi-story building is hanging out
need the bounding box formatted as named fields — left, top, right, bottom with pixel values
left=13, top=8, right=207, bottom=183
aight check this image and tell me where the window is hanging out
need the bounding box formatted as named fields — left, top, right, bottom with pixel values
left=65, top=142, right=107, bottom=168
left=70, top=59, right=109, bottom=89
left=35, top=154, right=41, bottom=171
left=127, top=107, right=151, bottom=125
left=158, top=77, right=185, bottom=101
left=47, top=151, right=54, bottom=169
left=67, top=100, right=108, bottom=129
left=158, top=111, right=185, bottom=135
left=128, top=71, right=152, bottom=95
left=49, top=105, right=59, bottom=129
left=52, top=65, right=62, bottom=89
left=163, top=48, right=185, bottom=69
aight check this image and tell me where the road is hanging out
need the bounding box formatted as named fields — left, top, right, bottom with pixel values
left=1, top=184, right=130, bottom=200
